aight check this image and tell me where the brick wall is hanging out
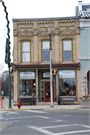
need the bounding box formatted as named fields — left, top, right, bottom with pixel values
left=13, top=18, right=80, bottom=65
left=13, top=18, right=81, bottom=102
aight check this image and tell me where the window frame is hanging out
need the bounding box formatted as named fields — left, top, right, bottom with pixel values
left=58, top=70, right=76, bottom=97
left=62, top=39, right=73, bottom=62
left=21, top=40, right=31, bottom=63
left=41, top=40, right=50, bottom=63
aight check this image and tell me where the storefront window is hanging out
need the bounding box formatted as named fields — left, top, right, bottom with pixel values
left=59, top=70, right=76, bottom=96
left=19, top=72, right=36, bottom=97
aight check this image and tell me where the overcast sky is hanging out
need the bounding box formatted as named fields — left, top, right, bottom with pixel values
left=0, top=0, right=90, bottom=72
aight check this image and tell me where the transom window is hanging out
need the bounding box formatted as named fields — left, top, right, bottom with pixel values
left=63, top=40, right=72, bottom=62
left=42, top=41, right=50, bottom=62
left=22, top=42, right=30, bottom=62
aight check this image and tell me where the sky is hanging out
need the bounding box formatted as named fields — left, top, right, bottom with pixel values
left=0, top=0, right=90, bottom=73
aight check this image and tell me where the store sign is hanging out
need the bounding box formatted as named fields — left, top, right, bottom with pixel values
left=20, top=72, right=35, bottom=79
left=43, top=72, right=50, bottom=78
left=59, top=70, right=75, bottom=78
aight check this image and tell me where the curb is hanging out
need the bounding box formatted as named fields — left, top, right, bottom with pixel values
left=0, top=107, right=90, bottom=111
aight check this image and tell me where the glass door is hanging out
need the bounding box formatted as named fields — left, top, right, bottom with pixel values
left=44, top=81, right=54, bottom=102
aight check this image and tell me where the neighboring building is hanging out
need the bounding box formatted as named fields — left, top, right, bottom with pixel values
left=12, top=16, right=81, bottom=104
left=2, top=70, right=9, bottom=81
left=77, top=1, right=90, bottom=96
left=2, top=70, right=9, bottom=96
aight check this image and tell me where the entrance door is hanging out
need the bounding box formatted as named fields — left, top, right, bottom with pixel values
left=44, top=81, right=54, bottom=102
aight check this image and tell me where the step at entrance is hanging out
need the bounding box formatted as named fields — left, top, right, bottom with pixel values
left=37, top=102, right=57, bottom=105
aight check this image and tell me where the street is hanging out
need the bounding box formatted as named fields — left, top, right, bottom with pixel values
left=0, top=110, right=90, bottom=135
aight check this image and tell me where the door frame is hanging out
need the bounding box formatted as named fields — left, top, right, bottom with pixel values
left=44, top=81, right=54, bottom=102
left=40, top=79, right=55, bottom=102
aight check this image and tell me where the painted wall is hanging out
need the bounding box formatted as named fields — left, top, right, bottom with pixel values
left=80, top=28, right=90, bottom=80
left=81, top=60, right=90, bottom=80
left=80, top=28, right=90, bottom=58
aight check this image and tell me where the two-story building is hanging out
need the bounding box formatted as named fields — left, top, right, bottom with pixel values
left=12, top=17, right=81, bottom=104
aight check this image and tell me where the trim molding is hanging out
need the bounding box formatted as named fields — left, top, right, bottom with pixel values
left=14, top=63, right=80, bottom=69
left=79, top=57, right=90, bottom=60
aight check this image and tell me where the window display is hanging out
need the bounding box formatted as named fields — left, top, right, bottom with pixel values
left=59, top=70, right=76, bottom=96
left=19, top=71, right=36, bottom=97
left=19, top=80, right=36, bottom=97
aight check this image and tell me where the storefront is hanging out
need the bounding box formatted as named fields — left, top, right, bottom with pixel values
left=17, top=69, right=77, bottom=102
left=14, top=63, right=80, bottom=103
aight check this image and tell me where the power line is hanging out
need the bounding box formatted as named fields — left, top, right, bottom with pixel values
left=0, top=29, right=7, bottom=32
left=0, top=32, right=7, bottom=41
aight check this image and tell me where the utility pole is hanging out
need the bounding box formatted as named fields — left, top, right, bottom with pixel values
left=0, top=0, right=11, bottom=108
left=48, top=26, right=53, bottom=107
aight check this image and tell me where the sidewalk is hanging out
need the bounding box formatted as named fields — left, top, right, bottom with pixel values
left=0, top=98, right=89, bottom=111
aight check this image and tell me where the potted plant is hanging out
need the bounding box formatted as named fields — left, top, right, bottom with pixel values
left=80, top=95, right=90, bottom=108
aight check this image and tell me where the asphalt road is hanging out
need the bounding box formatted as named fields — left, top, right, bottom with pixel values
left=0, top=110, right=90, bottom=135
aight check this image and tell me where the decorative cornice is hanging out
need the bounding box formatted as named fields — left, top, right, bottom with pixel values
left=18, top=34, right=33, bottom=38
left=58, top=20, right=77, bottom=23
left=38, top=34, right=50, bottom=37
left=60, top=35, right=75, bottom=40
left=17, top=22, right=34, bottom=25
left=59, top=33, right=76, bottom=36
left=37, top=21, right=55, bottom=24
left=18, top=38, right=33, bottom=42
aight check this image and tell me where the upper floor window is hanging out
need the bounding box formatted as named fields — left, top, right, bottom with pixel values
left=42, top=41, right=50, bottom=62
left=63, top=40, right=72, bottom=62
left=22, top=41, right=30, bottom=63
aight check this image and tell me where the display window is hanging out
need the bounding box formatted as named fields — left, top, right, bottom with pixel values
left=19, top=71, right=36, bottom=97
left=59, top=70, right=76, bottom=96
left=19, top=80, right=36, bottom=97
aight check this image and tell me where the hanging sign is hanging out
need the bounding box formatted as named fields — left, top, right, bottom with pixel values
left=43, top=72, right=50, bottom=78
left=20, top=72, right=35, bottom=79
left=59, top=70, right=75, bottom=78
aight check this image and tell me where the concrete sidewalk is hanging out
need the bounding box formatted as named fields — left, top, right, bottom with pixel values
left=0, top=98, right=89, bottom=111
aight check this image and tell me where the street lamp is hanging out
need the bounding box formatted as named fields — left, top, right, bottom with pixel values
left=48, top=26, right=53, bottom=107
left=0, top=0, right=11, bottom=108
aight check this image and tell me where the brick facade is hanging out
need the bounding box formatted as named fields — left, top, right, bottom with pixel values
left=12, top=17, right=81, bottom=103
